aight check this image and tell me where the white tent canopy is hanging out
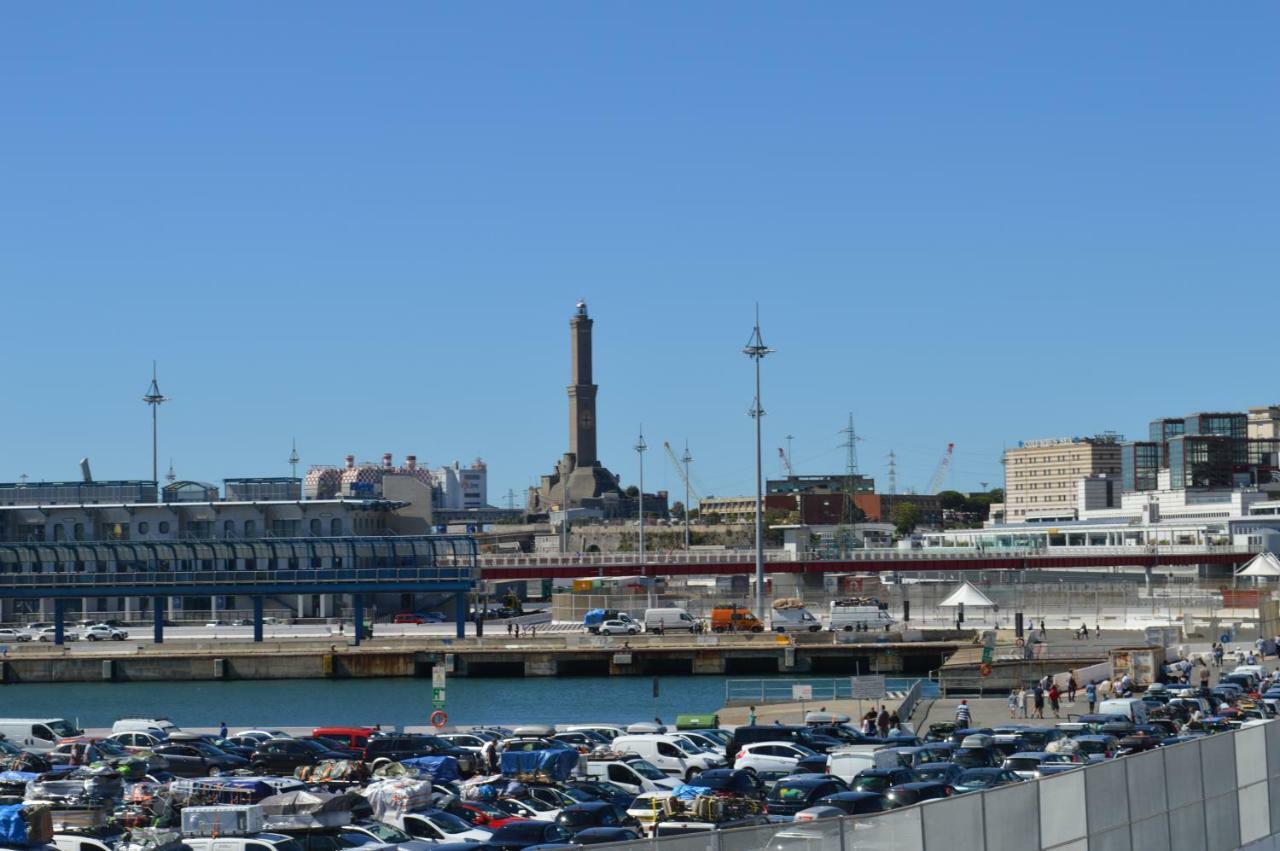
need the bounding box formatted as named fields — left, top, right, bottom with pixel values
left=1236, top=552, right=1280, bottom=577
left=937, top=581, right=996, bottom=608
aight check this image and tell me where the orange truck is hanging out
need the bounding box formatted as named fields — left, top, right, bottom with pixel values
left=709, top=605, right=764, bottom=633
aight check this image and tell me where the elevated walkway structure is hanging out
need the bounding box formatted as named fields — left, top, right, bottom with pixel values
left=0, top=535, right=476, bottom=646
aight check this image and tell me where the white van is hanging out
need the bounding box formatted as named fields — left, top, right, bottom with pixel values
left=1098, top=698, right=1150, bottom=724
left=562, top=724, right=626, bottom=742
left=585, top=757, right=682, bottom=795
left=611, top=734, right=723, bottom=781
left=826, top=747, right=901, bottom=783
left=111, top=717, right=180, bottom=735
left=827, top=603, right=895, bottom=632
left=770, top=606, right=822, bottom=633
left=0, top=719, right=82, bottom=752
left=643, top=608, right=697, bottom=633
left=182, top=834, right=314, bottom=851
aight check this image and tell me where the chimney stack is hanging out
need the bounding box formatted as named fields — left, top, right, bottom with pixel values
left=406, top=455, right=417, bottom=471
left=345, top=455, right=355, bottom=470
left=383, top=452, right=393, bottom=470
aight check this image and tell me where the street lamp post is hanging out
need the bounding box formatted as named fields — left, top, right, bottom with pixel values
left=743, top=309, right=774, bottom=620
left=635, top=429, right=650, bottom=608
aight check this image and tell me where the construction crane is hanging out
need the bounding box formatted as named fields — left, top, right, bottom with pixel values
left=926, top=443, right=955, bottom=494
left=663, top=441, right=701, bottom=503
left=777, top=447, right=794, bottom=477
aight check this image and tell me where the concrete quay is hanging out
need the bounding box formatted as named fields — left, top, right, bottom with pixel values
left=0, top=630, right=960, bottom=683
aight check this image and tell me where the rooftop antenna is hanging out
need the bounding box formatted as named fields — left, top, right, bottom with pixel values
left=142, top=361, right=168, bottom=497
left=18, top=473, right=28, bottom=489
left=785, top=434, right=795, bottom=476
left=288, top=438, right=300, bottom=480
left=839, top=413, right=863, bottom=476
left=165, top=458, right=176, bottom=483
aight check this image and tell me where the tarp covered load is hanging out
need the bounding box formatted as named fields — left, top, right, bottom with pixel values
left=180, top=804, right=266, bottom=838
left=170, top=778, right=277, bottom=806
left=398, top=756, right=460, bottom=784
left=0, top=804, right=53, bottom=847
left=295, top=760, right=368, bottom=784
left=362, top=779, right=433, bottom=828
left=24, top=767, right=121, bottom=805
left=259, top=790, right=357, bottom=830
left=582, top=609, right=608, bottom=626
left=499, top=749, right=577, bottom=783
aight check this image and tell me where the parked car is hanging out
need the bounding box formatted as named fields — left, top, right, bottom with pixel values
left=339, top=819, right=433, bottom=851
left=399, top=810, right=494, bottom=844
left=83, top=624, right=128, bottom=641
left=0, top=628, right=32, bottom=642
left=109, top=730, right=168, bottom=751
left=765, top=776, right=850, bottom=817
left=151, top=742, right=248, bottom=777
left=364, top=734, right=475, bottom=775
left=250, top=738, right=351, bottom=774
left=850, top=768, right=917, bottom=795
left=485, top=821, right=573, bottom=851
left=686, top=768, right=764, bottom=801
left=1002, top=752, right=1083, bottom=780
left=733, top=741, right=819, bottom=774
left=952, top=768, right=1025, bottom=793
left=883, top=781, right=953, bottom=808
left=1071, top=735, right=1120, bottom=763
left=815, top=791, right=891, bottom=816
left=571, top=827, right=643, bottom=845
left=310, top=727, right=376, bottom=758
left=563, top=780, right=637, bottom=809
left=445, top=800, right=527, bottom=830
left=555, top=801, right=639, bottom=835
left=911, top=762, right=965, bottom=789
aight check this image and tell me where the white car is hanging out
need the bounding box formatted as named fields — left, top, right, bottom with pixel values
left=37, top=627, right=79, bottom=642
left=0, top=628, right=32, bottom=642
left=733, top=741, right=819, bottom=773
left=109, top=730, right=167, bottom=751
left=235, top=729, right=292, bottom=741
left=401, top=812, right=493, bottom=844
left=84, top=624, right=128, bottom=641
left=438, top=733, right=490, bottom=753
left=599, top=619, right=639, bottom=636
left=493, top=797, right=559, bottom=822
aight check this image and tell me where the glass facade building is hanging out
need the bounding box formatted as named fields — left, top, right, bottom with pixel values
left=0, top=481, right=158, bottom=506
left=1148, top=418, right=1185, bottom=468
left=224, top=478, right=303, bottom=502
left=1120, top=442, right=1160, bottom=492
left=1167, top=435, right=1235, bottom=489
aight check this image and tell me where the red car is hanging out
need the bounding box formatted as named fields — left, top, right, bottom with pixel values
left=447, top=800, right=527, bottom=829
left=394, top=613, right=425, bottom=625
left=312, top=726, right=377, bottom=758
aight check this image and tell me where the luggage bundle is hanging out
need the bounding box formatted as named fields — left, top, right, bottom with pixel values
left=259, top=791, right=357, bottom=831
left=0, top=803, right=53, bottom=847
left=499, top=750, right=577, bottom=784
left=0, top=773, right=37, bottom=801
left=397, top=757, right=460, bottom=784
left=361, top=779, right=432, bottom=829
left=170, top=778, right=275, bottom=806
left=180, top=804, right=266, bottom=838
left=119, top=828, right=184, bottom=851
left=661, top=794, right=762, bottom=822
left=294, top=760, right=367, bottom=784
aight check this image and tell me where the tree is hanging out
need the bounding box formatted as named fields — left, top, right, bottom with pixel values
left=891, top=502, right=922, bottom=536
left=625, top=485, right=640, bottom=498
left=670, top=501, right=686, bottom=520
left=937, top=490, right=967, bottom=512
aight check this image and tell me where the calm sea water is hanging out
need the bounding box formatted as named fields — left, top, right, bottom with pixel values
left=0, top=676, right=923, bottom=729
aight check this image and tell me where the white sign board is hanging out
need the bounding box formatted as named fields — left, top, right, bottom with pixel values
left=791, top=685, right=813, bottom=700
left=433, top=666, right=446, bottom=689
left=850, top=675, right=886, bottom=700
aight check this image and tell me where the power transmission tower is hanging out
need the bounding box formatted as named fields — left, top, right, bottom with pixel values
left=887, top=450, right=897, bottom=495
left=504, top=489, right=516, bottom=510
left=839, top=414, right=862, bottom=476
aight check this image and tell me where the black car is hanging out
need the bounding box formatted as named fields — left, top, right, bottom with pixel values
left=564, top=780, right=636, bottom=809
left=851, top=768, right=916, bottom=795
left=765, top=776, right=849, bottom=817
left=297, top=736, right=360, bottom=758
left=364, top=735, right=475, bottom=775
left=688, top=768, right=764, bottom=801
left=951, top=747, right=1000, bottom=769
left=250, top=738, right=351, bottom=774
left=884, top=781, right=953, bottom=808
left=816, top=791, right=892, bottom=816
left=151, top=742, right=248, bottom=777
left=555, top=802, right=639, bottom=835
left=573, top=827, right=643, bottom=845
left=912, top=762, right=965, bottom=789
left=486, top=821, right=573, bottom=851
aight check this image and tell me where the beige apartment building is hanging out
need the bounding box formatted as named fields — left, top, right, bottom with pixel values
left=1004, top=435, right=1122, bottom=522
left=1250, top=406, right=1280, bottom=439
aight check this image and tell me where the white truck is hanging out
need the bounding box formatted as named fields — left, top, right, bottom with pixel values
left=770, top=599, right=821, bottom=633
left=827, top=599, right=895, bottom=632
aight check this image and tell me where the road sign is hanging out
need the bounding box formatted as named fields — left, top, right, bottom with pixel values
left=981, top=646, right=993, bottom=663
left=850, top=675, right=886, bottom=700
left=432, top=686, right=446, bottom=709
left=791, top=685, right=813, bottom=700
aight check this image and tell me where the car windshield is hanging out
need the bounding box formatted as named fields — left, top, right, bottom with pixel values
left=558, top=809, right=605, bottom=827
left=673, top=738, right=702, bottom=754
left=297, top=739, right=330, bottom=752
left=1075, top=740, right=1109, bottom=754
left=853, top=776, right=892, bottom=793
left=273, top=840, right=305, bottom=851
left=628, top=759, right=667, bottom=780
left=428, top=812, right=474, bottom=834
left=356, top=823, right=409, bottom=842
left=791, top=745, right=818, bottom=757
left=560, top=787, right=594, bottom=802
left=769, top=783, right=818, bottom=802
left=47, top=720, right=79, bottom=737
left=1004, top=758, right=1041, bottom=771
left=958, top=771, right=1004, bottom=789
left=519, top=797, right=555, bottom=812
left=915, top=765, right=952, bottom=781
left=191, top=742, right=225, bottom=756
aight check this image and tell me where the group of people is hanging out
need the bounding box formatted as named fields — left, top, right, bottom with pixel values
left=860, top=705, right=903, bottom=737
left=505, top=622, right=536, bottom=637
left=1005, top=671, right=1135, bottom=720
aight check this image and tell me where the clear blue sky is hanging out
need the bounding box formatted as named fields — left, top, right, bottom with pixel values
left=2, top=4, right=1276, bottom=504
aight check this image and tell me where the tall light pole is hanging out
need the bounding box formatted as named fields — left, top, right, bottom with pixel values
left=744, top=308, right=773, bottom=619
left=681, top=441, right=693, bottom=550
left=142, top=362, right=168, bottom=500
left=635, top=428, right=650, bottom=607
left=560, top=464, right=572, bottom=554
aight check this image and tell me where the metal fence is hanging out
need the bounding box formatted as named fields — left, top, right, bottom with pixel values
left=723, top=677, right=937, bottom=705
left=591, top=719, right=1280, bottom=850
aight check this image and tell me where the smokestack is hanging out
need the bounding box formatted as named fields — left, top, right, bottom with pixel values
left=383, top=452, right=393, bottom=470
left=405, top=455, right=417, bottom=471
left=79, top=458, right=93, bottom=483
left=345, top=455, right=355, bottom=470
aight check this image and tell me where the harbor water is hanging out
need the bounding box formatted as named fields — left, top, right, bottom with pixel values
left=1, top=675, right=928, bottom=728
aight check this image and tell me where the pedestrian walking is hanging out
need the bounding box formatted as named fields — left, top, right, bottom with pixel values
left=862, top=712, right=877, bottom=737
left=1007, top=689, right=1018, bottom=719
left=1085, top=680, right=1097, bottom=713
left=1033, top=686, right=1045, bottom=719
left=877, top=706, right=890, bottom=738
left=514, top=623, right=520, bottom=637
left=955, top=699, right=971, bottom=727
left=219, top=721, right=228, bottom=739
left=1040, top=619, right=1046, bottom=633
left=1199, top=667, right=1210, bottom=689
left=1018, top=687, right=1028, bottom=719
left=747, top=706, right=757, bottom=725
left=481, top=738, right=497, bottom=774
left=1067, top=675, right=1077, bottom=704
left=1048, top=683, right=1061, bottom=718
left=1094, top=623, right=1101, bottom=638
left=507, top=622, right=512, bottom=636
